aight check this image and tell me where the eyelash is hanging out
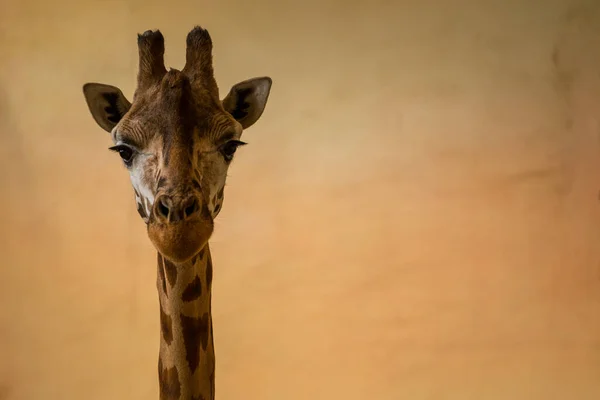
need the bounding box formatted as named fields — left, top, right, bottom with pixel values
left=108, top=144, right=136, bottom=166
left=219, top=140, right=247, bottom=162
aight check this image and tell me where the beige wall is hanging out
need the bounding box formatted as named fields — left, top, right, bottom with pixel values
left=2, top=0, right=600, bottom=399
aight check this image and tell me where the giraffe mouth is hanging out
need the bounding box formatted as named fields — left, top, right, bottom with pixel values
left=147, top=217, right=214, bottom=263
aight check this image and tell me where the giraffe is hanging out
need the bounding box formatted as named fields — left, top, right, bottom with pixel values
left=81, top=26, right=272, bottom=400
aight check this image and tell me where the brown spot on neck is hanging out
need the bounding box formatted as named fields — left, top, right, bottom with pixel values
left=180, top=312, right=210, bottom=374
left=159, top=304, right=173, bottom=345
left=158, top=358, right=181, bottom=400
left=182, top=275, right=202, bottom=302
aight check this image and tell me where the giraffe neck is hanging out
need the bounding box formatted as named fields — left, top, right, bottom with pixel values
left=157, top=245, right=215, bottom=400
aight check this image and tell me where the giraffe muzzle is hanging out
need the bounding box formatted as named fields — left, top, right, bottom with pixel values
left=147, top=193, right=213, bottom=263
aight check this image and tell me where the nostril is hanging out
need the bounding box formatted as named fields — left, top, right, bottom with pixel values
left=184, top=198, right=199, bottom=219
left=157, top=198, right=170, bottom=218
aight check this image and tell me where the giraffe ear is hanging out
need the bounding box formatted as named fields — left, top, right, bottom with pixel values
left=82, top=83, right=132, bottom=133
left=222, top=77, right=272, bottom=129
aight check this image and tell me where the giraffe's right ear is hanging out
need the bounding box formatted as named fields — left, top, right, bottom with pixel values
left=82, top=83, right=132, bottom=133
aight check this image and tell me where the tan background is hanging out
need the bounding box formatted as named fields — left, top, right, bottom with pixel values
left=2, top=0, right=600, bottom=399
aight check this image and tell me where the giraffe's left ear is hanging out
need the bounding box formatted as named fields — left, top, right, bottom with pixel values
left=222, top=77, right=272, bottom=129
left=82, top=83, right=132, bottom=133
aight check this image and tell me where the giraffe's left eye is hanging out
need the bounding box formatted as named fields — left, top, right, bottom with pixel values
left=219, top=140, right=247, bottom=162
left=109, top=145, right=135, bottom=166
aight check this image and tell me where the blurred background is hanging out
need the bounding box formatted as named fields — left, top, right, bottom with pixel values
left=2, top=0, right=600, bottom=399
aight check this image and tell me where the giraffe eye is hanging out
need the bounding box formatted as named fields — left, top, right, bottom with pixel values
left=109, top=145, right=135, bottom=165
left=220, top=140, right=247, bottom=162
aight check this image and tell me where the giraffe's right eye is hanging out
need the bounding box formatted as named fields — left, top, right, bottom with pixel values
left=109, top=145, right=135, bottom=165
left=219, top=140, right=247, bottom=162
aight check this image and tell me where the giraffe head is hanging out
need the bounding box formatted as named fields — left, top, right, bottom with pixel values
left=82, top=27, right=272, bottom=263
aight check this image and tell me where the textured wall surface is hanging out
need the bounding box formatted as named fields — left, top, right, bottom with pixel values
left=1, top=0, right=600, bottom=399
